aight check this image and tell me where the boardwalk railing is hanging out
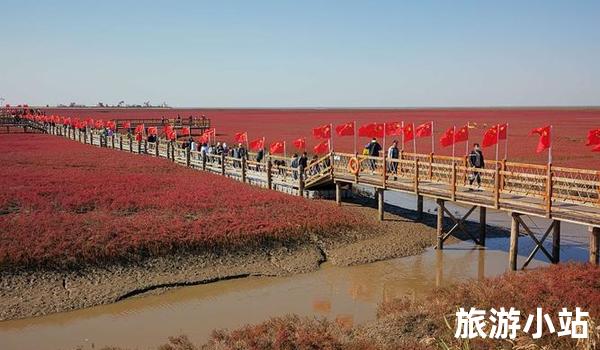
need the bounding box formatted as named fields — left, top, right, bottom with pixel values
left=8, top=120, right=600, bottom=228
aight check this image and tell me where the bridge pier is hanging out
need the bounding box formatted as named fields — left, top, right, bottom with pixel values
left=377, top=188, right=384, bottom=221
left=335, top=182, right=342, bottom=206
left=416, top=194, right=424, bottom=221
left=479, top=206, right=486, bottom=246
left=509, top=212, right=520, bottom=271
left=436, top=199, right=445, bottom=249
left=591, top=227, right=599, bottom=265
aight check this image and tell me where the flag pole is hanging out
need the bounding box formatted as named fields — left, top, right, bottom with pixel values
left=431, top=120, right=435, bottom=154
left=548, top=125, right=553, bottom=165
left=401, top=121, right=404, bottom=151
left=495, top=124, right=500, bottom=168
left=504, top=123, right=509, bottom=160
left=383, top=122, right=387, bottom=156
left=465, top=123, right=469, bottom=156
left=330, top=123, right=334, bottom=153
left=245, top=132, right=249, bottom=152
left=284, top=141, right=287, bottom=159
left=452, top=126, right=456, bottom=159
left=353, top=121, right=357, bottom=154
left=412, top=123, right=417, bottom=154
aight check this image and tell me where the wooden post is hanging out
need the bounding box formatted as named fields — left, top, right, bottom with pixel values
left=416, top=194, right=424, bottom=221
left=451, top=162, right=457, bottom=201
left=119, top=135, right=123, bottom=150
left=546, top=163, right=553, bottom=217
left=186, top=148, right=191, bottom=167
left=155, top=141, right=159, bottom=157
left=552, top=220, right=560, bottom=264
left=500, top=159, right=506, bottom=190
left=267, top=159, right=273, bottom=189
left=144, top=140, right=148, bottom=154
left=509, top=213, right=520, bottom=271
left=354, top=152, right=360, bottom=183
left=377, top=188, right=384, bottom=221
left=494, top=166, right=501, bottom=209
left=111, top=134, right=115, bottom=148
left=436, top=198, right=445, bottom=249
left=298, top=165, right=305, bottom=197
left=202, top=153, right=207, bottom=171
left=479, top=206, right=486, bottom=246
left=382, top=153, right=387, bottom=188
left=170, top=142, right=175, bottom=162
left=414, top=158, right=419, bottom=193
left=241, top=157, right=247, bottom=183
left=335, top=182, right=342, bottom=206
left=138, top=139, right=142, bottom=154
left=83, top=130, right=87, bottom=144
left=129, top=136, right=133, bottom=153
left=590, top=226, right=599, bottom=265
left=220, top=153, right=226, bottom=176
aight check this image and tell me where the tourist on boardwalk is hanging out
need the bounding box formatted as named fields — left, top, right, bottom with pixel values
left=309, top=154, right=320, bottom=175
left=256, top=148, right=264, bottom=171
left=238, top=143, right=247, bottom=160
left=188, top=137, right=196, bottom=151
left=299, top=152, right=308, bottom=170
left=290, top=154, right=300, bottom=179
left=468, top=143, right=485, bottom=189
left=387, top=140, right=399, bottom=178
left=367, top=138, right=382, bottom=171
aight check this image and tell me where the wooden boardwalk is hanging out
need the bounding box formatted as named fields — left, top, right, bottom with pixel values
left=6, top=119, right=600, bottom=270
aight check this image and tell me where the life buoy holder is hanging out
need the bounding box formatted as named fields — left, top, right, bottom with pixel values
left=347, top=157, right=360, bottom=175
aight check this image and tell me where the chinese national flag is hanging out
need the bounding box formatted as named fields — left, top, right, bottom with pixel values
left=498, top=123, right=508, bottom=140
left=482, top=125, right=500, bottom=148
left=415, top=121, right=432, bottom=138
left=106, top=121, right=116, bottom=131
left=529, top=126, right=551, bottom=153
left=454, top=125, right=469, bottom=143
left=403, top=123, right=415, bottom=143
left=335, top=122, right=354, bottom=136
left=293, top=137, right=306, bottom=150
left=87, top=118, right=94, bottom=127
left=385, top=122, right=403, bottom=136
left=168, top=130, right=177, bottom=141
left=164, top=125, right=174, bottom=135
left=181, top=127, right=191, bottom=136
left=135, top=133, right=142, bottom=142
left=249, top=138, right=265, bottom=151
left=122, top=121, right=131, bottom=129
left=586, top=128, right=600, bottom=146
left=94, top=120, right=105, bottom=129
left=134, top=124, right=144, bottom=134
left=358, top=123, right=385, bottom=138
left=313, top=124, right=332, bottom=139
left=269, top=141, right=285, bottom=154
left=313, top=140, right=330, bottom=154
left=440, top=127, right=455, bottom=147
left=234, top=132, right=247, bottom=143
left=147, top=127, right=158, bottom=135
left=593, top=144, right=600, bottom=152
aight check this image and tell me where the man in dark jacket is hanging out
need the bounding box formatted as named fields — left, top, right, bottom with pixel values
left=367, top=138, right=382, bottom=172
left=468, top=143, right=485, bottom=188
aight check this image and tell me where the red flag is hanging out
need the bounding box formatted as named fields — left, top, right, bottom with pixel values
left=385, top=122, right=403, bottom=136
left=529, top=126, right=551, bottom=153
left=249, top=138, right=265, bottom=151
left=181, top=127, right=191, bottom=136
left=498, top=123, right=508, bottom=140
left=164, top=125, right=174, bottom=135
left=313, top=124, right=332, bottom=139
left=454, top=125, right=469, bottom=143
left=313, top=140, right=330, bottom=154
left=482, top=125, right=500, bottom=148
left=134, top=124, right=145, bottom=134
left=403, top=123, right=415, bottom=143
left=168, top=130, right=177, bottom=141
left=106, top=121, right=116, bottom=131
left=122, top=121, right=131, bottom=129
left=586, top=128, right=600, bottom=146
left=335, top=122, right=354, bottom=136
left=593, top=144, right=600, bottom=152
left=94, top=120, right=105, bottom=129
left=440, top=127, right=455, bottom=147
left=86, top=118, right=94, bottom=127
left=358, top=123, right=384, bottom=138
left=293, top=137, right=306, bottom=150
left=234, top=132, right=248, bottom=143
left=415, top=122, right=432, bottom=138
left=135, top=133, right=143, bottom=142
left=269, top=141, right=285, bottom=154
left=147, top=127, right=158, bottom=135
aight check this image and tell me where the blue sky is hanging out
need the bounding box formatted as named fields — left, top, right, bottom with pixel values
left=1, top=0, right=599, bottom=107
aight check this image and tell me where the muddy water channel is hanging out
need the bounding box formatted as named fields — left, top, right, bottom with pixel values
left=0, top=192, right=591, bottom=350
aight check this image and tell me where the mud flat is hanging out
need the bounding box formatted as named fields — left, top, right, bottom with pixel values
left=0, top=202, right=439, bottom=321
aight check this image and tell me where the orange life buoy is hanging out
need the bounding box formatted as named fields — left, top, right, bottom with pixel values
left=347, top=157, right=359, bottom=175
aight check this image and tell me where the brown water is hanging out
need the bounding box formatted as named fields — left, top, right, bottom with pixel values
left=0, top=193, right=591, bottom=350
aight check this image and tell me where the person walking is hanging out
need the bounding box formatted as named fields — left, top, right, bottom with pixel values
left=387, top=140, right=399, bottom=179
left=468, top=143, right=485, bottom=189
left=367, top=138, right=382, bottom=172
